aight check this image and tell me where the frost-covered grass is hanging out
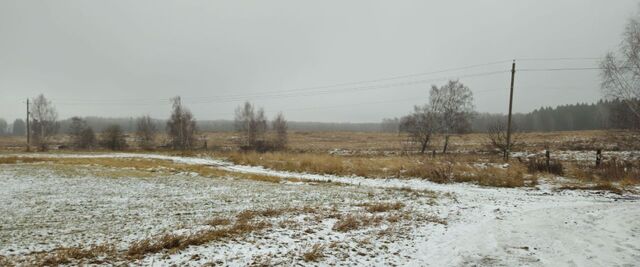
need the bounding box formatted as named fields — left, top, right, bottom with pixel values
left=1, top=153, right=639, bottom=266
left=0, top=161, right=442, bottom=266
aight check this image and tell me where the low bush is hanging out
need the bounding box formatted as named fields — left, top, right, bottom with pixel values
left=527, top=158, right=564, bottom=176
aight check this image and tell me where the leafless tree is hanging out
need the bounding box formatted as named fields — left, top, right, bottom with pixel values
left=100, top=124, right=127, bottom=150
left=136, top=115, right=157, bottom=150
left=429, top=80, right=475, bottom=153
left=234, top=101, right=255, bottom=147
left=601, top=10, right=640, bottom=128
left=272, top=112, right=288, bottom=150
left=486, top=119, right=520, bottom=156
left=400, top=80, right=474, bottom=154
left=234, top=101, right=268, bottom=150
left=166, top=96, right=197, bottom=150
left=31, top=94, right=59, bottom=151
left=68, top=117, right=95, bottom=149
left=399, top=105, right=437, bottom=154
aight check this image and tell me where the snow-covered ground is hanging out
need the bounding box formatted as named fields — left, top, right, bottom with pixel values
left=1, top=153, right=639, bottom=266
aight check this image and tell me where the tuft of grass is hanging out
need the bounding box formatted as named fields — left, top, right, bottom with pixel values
left=558, top=182, right=623, bottom=195
left=206, top=217, right=231, bottom=227
left=302, top=244, right=325, bottom=262
left=363, top=202, right=405, bottom=213
left=332, top=214, right=384, bottom=232
left=127, top=211, right=273, bottom=259
left=36, top=245, right=116, bottom=266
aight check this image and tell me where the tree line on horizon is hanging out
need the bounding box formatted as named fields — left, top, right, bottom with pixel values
left=0, top=98, right=637, bottom=138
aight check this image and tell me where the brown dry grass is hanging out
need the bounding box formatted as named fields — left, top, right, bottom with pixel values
left=567, top=159, right=639, bottom=191
left=302, top=244, right=325, bottom=262
left=332, top=214, right=385, bottom=232
left=127, top=208, right=286, bottom=259
left=363, top=202, right=405, bottom=213
left=201, top=130, right=632, bottom=153
left=3, top=156, right=294, bottom=184
left=206, top=217, right=232, bottom=227
left=34, top=245, right=116, bottom=266
left=222, top=151, right=532, bottom=188
left=0, top=256, right=14, bottom=267
left=558, top=182, right=624, bottom=195
left=0, top=156, right=51, bottom=164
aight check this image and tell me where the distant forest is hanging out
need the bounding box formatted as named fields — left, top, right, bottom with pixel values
left=0, top=99, right=637, bottom=135
left=387, top=98, right=639, bottom=133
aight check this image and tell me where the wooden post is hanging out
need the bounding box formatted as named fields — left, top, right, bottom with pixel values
left=545, top=150, right=551, bottom=172
left=505, top=60, right=516, bottom=161
left=26, top=98, right=30, bottom=152
left=432, top=150, right=436, bottom=158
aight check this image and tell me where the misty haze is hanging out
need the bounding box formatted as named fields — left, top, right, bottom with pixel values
left=0, top=1, right=639, bottom=266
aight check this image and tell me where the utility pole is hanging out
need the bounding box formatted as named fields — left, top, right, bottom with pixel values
left=26, top=98, right=30, bottom=152
left=505, top=60, right=516, bottom=161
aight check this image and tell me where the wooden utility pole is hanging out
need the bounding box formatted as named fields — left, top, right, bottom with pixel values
left=26, top=98, right=30, bottom=152
left=505, top=60, right=516, bottom=161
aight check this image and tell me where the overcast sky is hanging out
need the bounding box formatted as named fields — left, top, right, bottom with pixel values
left=0, top=0, right=637, bottom=123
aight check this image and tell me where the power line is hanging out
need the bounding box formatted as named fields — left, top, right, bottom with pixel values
left=53, top=70, right=510, bottom=106
left=181, top=60, right=513, bottom=101
left=518, top=67, right=603, bottom=72
left=49, top=60, right=514, bottom=104
left=515, top=57, right=601, bottom=61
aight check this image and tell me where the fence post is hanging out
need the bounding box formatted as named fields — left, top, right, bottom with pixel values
left=432, top=150, right=436, bottom=158
left=596, top=149, right=602, bottom=168
left=545, top=150, right=551, bottom=172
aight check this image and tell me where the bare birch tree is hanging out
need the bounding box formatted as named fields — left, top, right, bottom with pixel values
left=234, top=101, right=268, bottom=150
left=601, top=10, right=640, bottom=129
left=429, top=80, right=475, bottom=153
left=400, top=105, right=437, bottom=154
left=272, top=112, right=288, bottom=150
left=30, top=94, right=58, bottom=150
left=167, top=96, right=197, bottom=150
left=136, top=115, right=157, bottom=149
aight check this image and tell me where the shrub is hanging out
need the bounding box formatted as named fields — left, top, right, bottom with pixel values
left=527, top=158, right=564, bottom=175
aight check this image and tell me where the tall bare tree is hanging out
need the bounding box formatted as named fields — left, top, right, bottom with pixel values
left=234, top=101, right=255, bottom=147
left=601, top=9, right=640, bottom=129
left=429, top=80, right=475, bottom=153
left=30, top=94, right=58, bottom=150
left=136, top=115, right=157, bottom=149
left=400, top=105, right=437, bottom=154
left=272, top=112, right=288, bottom=150
left=400, top=80, right=474, bottom=154
left=234, top=101, right=268, bottom=150
left=100, top=124, right=127, bottom=150
left=68, top=117, right=95, bottom=149
left=167, top=96, right=197, bottom=150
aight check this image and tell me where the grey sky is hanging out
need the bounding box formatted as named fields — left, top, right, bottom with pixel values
left=0, top=0, right=636, bottom=123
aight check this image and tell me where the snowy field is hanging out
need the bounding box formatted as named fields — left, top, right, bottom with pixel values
left=1, top=153, right=639, bottom=266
